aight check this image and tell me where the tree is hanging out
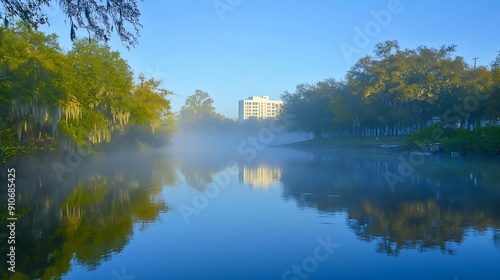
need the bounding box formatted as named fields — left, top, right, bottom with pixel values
left=0, top=0, right=142, bottom=49
left=329, top=83, right=367, bottom=137
left=486, top=56, right=500, bottom=124
left=340, top=41, right=469, bottom=136
left=178, top=90, right=222, bottom=125
left=0, top=25, right=174, bottom=158
left=0, top=23, right=67, bottom=149
left=129, top=74, right=174, bottom=133
left=281, top=78, right=342, bottom=139
left=59, top=38, right=136, bottom=145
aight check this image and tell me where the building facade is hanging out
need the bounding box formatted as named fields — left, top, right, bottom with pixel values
left=238, top=96, right=283, bottom=121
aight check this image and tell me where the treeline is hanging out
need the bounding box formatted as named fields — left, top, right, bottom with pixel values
left=0, top=24, right=174, bottom=162
left=282, top=41, right=500, bottom=138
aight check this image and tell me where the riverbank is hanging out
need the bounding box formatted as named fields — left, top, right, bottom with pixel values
left=277, top=135, right=408, bottom=150
left=277, top=130, right=500, bottom=158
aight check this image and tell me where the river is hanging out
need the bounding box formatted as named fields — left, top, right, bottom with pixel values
left=1, top=145, right=500, bottom=279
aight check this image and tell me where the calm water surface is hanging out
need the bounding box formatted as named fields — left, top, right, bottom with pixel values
left=2, top=146, right=500, bottom=280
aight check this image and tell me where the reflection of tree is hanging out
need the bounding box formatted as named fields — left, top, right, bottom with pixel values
left=153, top=159, right=178, bottom=187
left=279, top=149, right=500, bottom=256
left=0, top=151, right=173, bottom=279
left=347, top=194, right=500, bottom=256
left=348, top=200, right=465, bottom=256
left=178, top=160, right=219, bottom=191
left=495, top=229, right=500, bottom=249
left=174, top=149, right=234, bottom=191
left=56, top=176, right=167, bottom=271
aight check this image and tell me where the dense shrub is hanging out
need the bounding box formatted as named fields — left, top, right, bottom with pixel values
left=470, top=127, right=500, bottom=154
left=406, top=123, right=455, bottom=147
left=409, top=124, right=500, bottom=155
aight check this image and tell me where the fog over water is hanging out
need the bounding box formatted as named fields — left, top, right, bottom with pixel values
left=2, top=127, right=500, bottom=279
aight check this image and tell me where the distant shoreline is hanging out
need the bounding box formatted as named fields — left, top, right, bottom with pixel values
left=273, top=136, right=407, bottom=151
left=273, top=136, right=500, bottom=159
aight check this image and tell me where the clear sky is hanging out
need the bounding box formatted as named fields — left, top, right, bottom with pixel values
left=40, top=0, right=500, bottom=119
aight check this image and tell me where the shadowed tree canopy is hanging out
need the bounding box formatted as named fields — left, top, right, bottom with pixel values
left=281, top=78, right=343, bottom=139
left=0, top=0, right=142, bottom=49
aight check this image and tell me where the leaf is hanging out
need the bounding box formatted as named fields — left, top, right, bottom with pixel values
left=3, top=17, right=8, bottom=28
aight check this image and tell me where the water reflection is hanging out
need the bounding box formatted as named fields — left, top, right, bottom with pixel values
left=169, top=146, right=500, bottom=257
left=277, top=149, right=500, bottom=256
left=174, top=148, right=235, bottom=192
left=0, top=151, right=172, bottom=279
left=240, top=165, right=282, bottom=188
left=1, top=147, right=499, bottom=278
left=495, top=229, right=500, bottom=249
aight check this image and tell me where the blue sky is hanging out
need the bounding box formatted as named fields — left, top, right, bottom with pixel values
left=41, top=0, right=500, bottom=119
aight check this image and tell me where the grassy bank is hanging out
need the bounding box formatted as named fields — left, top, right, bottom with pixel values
left=281, top=125, right=500, bottom=157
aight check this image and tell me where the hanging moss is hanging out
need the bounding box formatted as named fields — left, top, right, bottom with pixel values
left=10, top=95, right=63, bottom=140
left=62, top=95, right=82, bottom=122
left=1, top=26, right=174, bottom=154
left=111, top=108, right=130, bottom=126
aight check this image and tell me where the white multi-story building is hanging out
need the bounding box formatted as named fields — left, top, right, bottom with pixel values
left=238, top=96, right=283, bottom=121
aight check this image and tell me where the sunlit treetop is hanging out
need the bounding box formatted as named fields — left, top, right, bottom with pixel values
left=0, top=0, right=142, bottom=50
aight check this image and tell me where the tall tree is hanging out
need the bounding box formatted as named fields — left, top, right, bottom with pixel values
left=59, top=38, right=135, bottom=145
left=0, top=23, right=66, bottom=148
left=178, top=90, right=222, bottom=124
left=0, top=25, right=174, bottom=158
left=341, top=41, right=468, bottom=135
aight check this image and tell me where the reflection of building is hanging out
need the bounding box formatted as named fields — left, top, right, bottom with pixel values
left=238, top=96, right=283, bottom=121
left=240, top=165, right=282, bottom=188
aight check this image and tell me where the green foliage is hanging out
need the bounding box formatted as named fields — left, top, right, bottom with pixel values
left=179, top=90, right=221, bottom=122
left=283, top=40, right=499, bottom=141
left=405, top=123, right=454, bottom=146
left=343, top=41, right=470, bottom=133
left=178, top=89, right=225, bottom=132
left=0, top=118, right=28, bottom=162
left=469, top=127, right=500, bottom=154
left=440, top=129, right=471, bottom=154
left=0, top=142, right=27, bottom=162
left=129, top=74, right=174, bottom=132
left=0, top=24, right=174, bottom=162
left=409, top=124, right=500, bottom=155
left=281, top=78, right=342, bottom=138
